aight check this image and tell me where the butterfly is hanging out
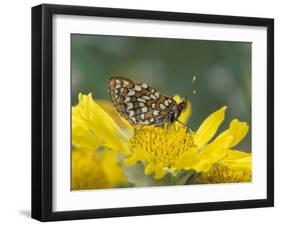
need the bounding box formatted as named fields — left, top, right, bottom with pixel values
left=108, top=77, right=188, bottom=126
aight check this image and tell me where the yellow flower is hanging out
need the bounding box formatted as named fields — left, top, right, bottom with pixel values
left=195, top=149, right=252, bottom=183
left=72, top=93, right=128, bottom=190
left=72, top=93, right=251, bottom=185
left=72, top=93, right=130, bottom=155
left=125, top=103, right=251, bottom=180
left=72, top=149, right=127, bottom=190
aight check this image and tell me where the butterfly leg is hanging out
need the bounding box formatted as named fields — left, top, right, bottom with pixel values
left=175, top=119, right=188, bottom=130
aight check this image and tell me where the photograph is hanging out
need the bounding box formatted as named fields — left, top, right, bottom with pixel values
left=31, top=3, right=274, bottom=221
left=71, top=34, right=252, bottom=190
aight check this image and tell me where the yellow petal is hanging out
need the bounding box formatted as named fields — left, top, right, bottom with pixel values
left=101, top=150, right=128, bottom=186
left=97, top=100, right=133, bottom=134
left=145, top=163, right=155, bottom=175
left=198, top=135, right=233, bottom=172
left=71, top=151, right=108, bottom=190
left=175, top=149, right=201, bottom=170
left=173, top=95, right=191, bottom=125
left=194, top=106, right=227, bottom=148
left=72, top=123, right=101, bottom=151
left=124, top=156, right=137, bottom=165
left=72, top=93, right=130, bottom=155
left=145, top=162, right=166, bottom=179
left=220, top=150, right=252, bottom=171
left=124, top=148, right=151, bottom=166
left=215, top=119, right=249, bottom=148
left=195, top=164, right=251, bottom=184
left=154, top=163, right=166, bottom=179
left=71, top=149, right=127, bottom=190
left=179, top=103, right=192, bottom=125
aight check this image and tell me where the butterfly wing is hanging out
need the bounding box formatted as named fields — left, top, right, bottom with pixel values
left=109, top=77, right=177, bottom=125
left=109, top=77, right=133, bottom=118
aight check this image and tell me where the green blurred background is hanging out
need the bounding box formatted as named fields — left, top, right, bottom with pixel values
left=71, top=34, right=251, bottom=152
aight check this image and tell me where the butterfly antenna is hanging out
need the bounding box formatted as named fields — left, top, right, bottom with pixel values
left=184, top=75, right=197, bottom=101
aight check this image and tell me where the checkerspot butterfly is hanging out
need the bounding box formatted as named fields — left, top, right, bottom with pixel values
left=108, top=77, right=188, bottom=125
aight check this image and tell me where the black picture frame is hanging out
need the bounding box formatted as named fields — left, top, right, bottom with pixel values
left=31, top=3, right=274, bottom=222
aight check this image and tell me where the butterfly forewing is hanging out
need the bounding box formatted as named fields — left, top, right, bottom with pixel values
left=109, top=77, right=177, bottom=125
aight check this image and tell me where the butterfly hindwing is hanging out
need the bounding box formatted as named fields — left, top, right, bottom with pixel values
left=109, top=77, right=132, bottom=118
left=109, top=77, right=177, bottom=125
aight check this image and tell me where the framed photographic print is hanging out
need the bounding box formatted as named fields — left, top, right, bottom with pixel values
left=31, top=4, right=274, bottom=221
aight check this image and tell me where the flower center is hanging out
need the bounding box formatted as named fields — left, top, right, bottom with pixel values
left=196, top=164, right=252, bottom=183
left=129, top=124, right=196, bottom=168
